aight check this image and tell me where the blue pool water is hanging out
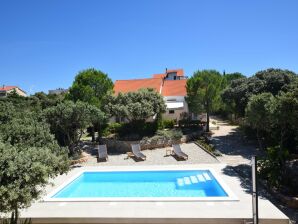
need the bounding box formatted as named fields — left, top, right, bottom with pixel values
left=52, top=170, right=228, bottom=198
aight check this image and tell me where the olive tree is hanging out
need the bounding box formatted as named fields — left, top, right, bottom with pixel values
left=103, top=88, right=166, bottom=122
left=44, top=101, right=105, bottom=155
left=0, top=105, right=69, bottom=224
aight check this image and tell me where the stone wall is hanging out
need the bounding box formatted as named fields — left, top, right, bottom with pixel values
left=99, top=130, right=203, bottom=153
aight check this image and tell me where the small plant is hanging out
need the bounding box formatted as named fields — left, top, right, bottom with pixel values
left=196, top=137, right=221, bottom=156
left=162, top=119, right=176, bottom=129
left=258, top=146, right=289, bottom=188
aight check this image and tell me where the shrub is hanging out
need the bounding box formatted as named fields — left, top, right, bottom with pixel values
left=156, top=129, right=183, bottom=141
left=178, top=119, right=200, bottom=127
left=102, top=121, right=158, bottom=140
left=258, top=146, right=289, bottom=188
left=161, top=119, right=176, bottom=129
left=196, top=137, right=221, bottom=156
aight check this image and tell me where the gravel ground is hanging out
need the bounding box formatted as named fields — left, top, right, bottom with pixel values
left=80, top=142, right=219, bottom=166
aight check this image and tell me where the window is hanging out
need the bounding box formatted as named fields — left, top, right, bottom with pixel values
left=169, top=110, right=175, bottom=114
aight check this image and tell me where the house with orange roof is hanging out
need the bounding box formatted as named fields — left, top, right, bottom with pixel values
left=0, top=85, right=27, bottom=97
left=114, top=69, right=191, bottom=121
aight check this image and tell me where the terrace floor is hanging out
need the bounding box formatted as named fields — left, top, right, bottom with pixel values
left=81, top=142, right=219, bottom=166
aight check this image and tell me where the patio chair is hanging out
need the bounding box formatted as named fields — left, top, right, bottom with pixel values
left=172, top=144, right=188, bottom=160
left=128, top=144, right=146, bottom=161
left=97, top=144, right=108, bottom=162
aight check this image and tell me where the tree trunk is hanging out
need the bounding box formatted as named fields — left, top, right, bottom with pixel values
left=10, top=205, right=19, bottom=224
left=256, top=128, right=263, bottom=150
left=91, top=126, right=95, bottom=142
left=206, top=110, right=210, bottom=133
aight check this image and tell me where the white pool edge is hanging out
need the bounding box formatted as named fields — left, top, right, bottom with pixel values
left=43, top=166, right=238, bottom=202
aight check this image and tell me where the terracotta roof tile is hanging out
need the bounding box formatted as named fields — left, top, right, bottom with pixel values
left=162, top=79, right=187, bottom=96
left=0, top=86, right=18, bottom=91
left=114, top=78, right=163, bottom=94
left=152, top=73, right=166, bottom=78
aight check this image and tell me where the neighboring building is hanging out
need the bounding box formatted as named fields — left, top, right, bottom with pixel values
left=48, top=88, right=68, bottom=95
left=0, top=85, right=27, bottom=97
left=114, top=68, right=191, bottom=121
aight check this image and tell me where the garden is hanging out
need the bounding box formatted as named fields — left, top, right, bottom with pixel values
left=1, top=67, right=298, bottom=223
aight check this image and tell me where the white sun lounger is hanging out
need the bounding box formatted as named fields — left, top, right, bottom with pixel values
left=130, top=144, right=146, bottom=161
left=172, top=144, right=188, bottom=160
left=97, top=144, right=108, bottom=162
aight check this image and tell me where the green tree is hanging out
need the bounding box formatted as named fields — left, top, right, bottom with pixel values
left=186, top=70, right=223, bottom=132
left=221, top=77, right=264, bottom=117
left=222, top=68, right=297, bottom=118
left=0, top=142, right=69, bottom=224
left=0, top=104, right=69, bottom=224
left=67, top=68, right=113, bottom=141
left=270, top=88, right=298, bottom=153
left=222, top=72, right=245, bottom=87
left=67, top=68, right=113, bottom=107
left=245, top=93, right=274, bottom=150
left=31, top=91, right=66, bottom=109
left=255, top=68, right=296, bottom=95
left=44, top=101, right=105, bottom=155
left=103, top=88, right=166, bottom=122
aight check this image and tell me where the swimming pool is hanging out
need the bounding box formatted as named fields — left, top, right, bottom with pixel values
left=46, top=168, right=237, bottom=201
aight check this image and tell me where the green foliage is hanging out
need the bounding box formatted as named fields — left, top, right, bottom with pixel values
left=255, top=68, right=296, bottom=95
left=245, top=93, right=274, bottom=149
left=44, top=101, right=105, bottom=154
left=117, top=121, right=158, bottom=140
left=0, top=142, right=69, bottom=219
left=196, top=138, right=221, bottom=156
left=161, top=119, right=175, bottom=129
left=258, top=146, right=289, bottom=187
left=67, top=68, right=113, bottom=107
left=101, top=122, right=123, bottom=137
left=222, top=68, right=297, bottom=117
left=269, top=87, right=298, bottom=151
left=0, top=99, right=69, bottom=223
left=186, top=70, right=223, bottom=131
left=32, top=91, right=66, bottom=109
left=155, top=129, right=183, bottom=141
left=103, top=88, right=166, bottom=122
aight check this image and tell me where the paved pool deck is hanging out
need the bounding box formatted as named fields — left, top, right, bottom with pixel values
left=20, top=164, right=289, bottom=224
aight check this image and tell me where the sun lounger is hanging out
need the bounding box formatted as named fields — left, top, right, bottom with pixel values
left=172, top=144, right=188, bottom=160
left=129, top=144, right=146, bottom=161
left=97, top=144, right=108, bottom=162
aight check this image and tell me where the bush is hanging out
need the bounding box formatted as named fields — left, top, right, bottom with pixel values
left=156, top=129, right=183, bottom=141
left=258, top=146, right=289, bottom=188
left=196, top=137, right=221, bottom=156
left=161, top=119, right=176, bottom=129
left=101, top=122, right=123, bottom=137
left=102, top=121, right=158, bottom=140
left=178, top=119, right=200, bottom=127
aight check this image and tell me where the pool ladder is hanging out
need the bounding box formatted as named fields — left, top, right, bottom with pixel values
left=176, top=173, right=211, bottom=187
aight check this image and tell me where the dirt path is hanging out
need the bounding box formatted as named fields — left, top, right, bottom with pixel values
left=210, top=117, right=263, bottom=166
left=210, top=117, right=298, bottom=223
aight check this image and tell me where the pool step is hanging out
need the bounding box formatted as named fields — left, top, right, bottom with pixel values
left=176, top=173, right=212, bottom=187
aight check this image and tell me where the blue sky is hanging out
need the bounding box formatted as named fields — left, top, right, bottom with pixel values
left=0, top=0, right=297, bottom=94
